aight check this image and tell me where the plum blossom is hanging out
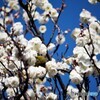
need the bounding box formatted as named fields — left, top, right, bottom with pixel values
left=0, top=31, right=8, bottom=43
left=23, top=10, right=29, bottom=22
left=26, top=89, right=35, bottom=99
left=38, top=15, right=49, bottom=24
left=0, top=0, right=100, bottom=100
left=47, top=43, right=55, bottom=51
left=23, top=51, right=36, bottom=66
left=7, top=60, right=21, bottom=71
left=88, top=0, right=98, bottom=4
left=33, top=11, right=40, bottom=20
left=15, top=35, right=28, bottom=47
left=28, top=66, right=37, bottom=78
left=95, top=61, right=100, bottom=69
left=36, top=66, right=46, bottom=78
left=46, top=60, right=58, bottom=77
left=46, top=92, right=57, bottom=100
left=89, top=21, right=100, bottom=34
left=4, top=76, right=19, bottom=88
left=38, top=44, right=47, bottom=56
left=57, top=62, right=71, bottom=74
left=28, top=37, right=42, bottom=51
left=73, top=46, right=92, bottom=67
left=75, top=66, right=93, bottom=76
left=71, top=28, right=81, bottom=39
left=11, top=22, right=23, bottom=35
left=28, top=66, right=46, bottom=79
left=6, top=88, right=15, bottom=98
left=50, top=8, right=59, bottom=19
left=39, top=25, right=47, bottom=33
left=56, top=34, right=65, bottom=44
left=88, top=16, right=97, bottom=23
left=70, top=70, right=83, bottom=84
left=7, top=0, right=20, bottom=10
left=67, top=85, right=79, bottom=99
left=42, top=3, right=53, bottom=11
left=80, top=9, right=91, bottom=23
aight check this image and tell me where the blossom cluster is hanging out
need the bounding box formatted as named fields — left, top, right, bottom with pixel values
left=23, top=0, right=59, bottom=34
left=65, top=9, right=100, bottom=99
left=0, top=0, right=100, bottom=100
left=88, top=0, right=100, bottom=4
left=0, top=0, right=68, bottom=99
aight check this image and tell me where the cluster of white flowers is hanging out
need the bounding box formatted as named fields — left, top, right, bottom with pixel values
left=0, top=0, right=61, bottom=99
left=0, top=0, right=100, bottom=99
left=67, top=85, right=79, bottom=99
left=69, top=9, right=100, bottom=86
left=88, top=0, right=100, bottom=4
left=56, top=34, right=65, bottom=44
left=46, top=92, right=57, bottom=100
left=28, top=66, right=46, bottom=79
left=6, top=0, right=20, bottom=10
left=10, top=22, right=23, bottom=35
left=23, top=0, right=59, bottom=34
left=46, top=59, right=70, bottom=77
left=67, top=85, right=86, bottom=100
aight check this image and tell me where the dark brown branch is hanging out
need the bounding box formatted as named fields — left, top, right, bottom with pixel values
left=56, top=74, right=66, bottom=99
left=18, top=0, right=40, bottom=36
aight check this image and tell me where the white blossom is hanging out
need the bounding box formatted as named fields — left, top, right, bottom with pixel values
left=88, top=16, right=97, bottom=23
left=38, top=44, right=47, bottom=56
left=8, top=0, right=20, bottom=10
left=6, top=88, right=15, bottom=98
left=42, top=3, right=53, bottom=11
left=47, top=43, right=55, bottom=51
left=5, top=76, right=19, bottom=87
left=73, top=46, right=92, bottom=67
left=28, top=37, right=42, bottom=51
left=50, top=8, right=59, bottom=20
left=28, top=66, right=37, bottom=78
left=72, top=28, right=81, bottom=39
left=57, top=62, right=70, bottom=72
left=67, top=85, right=79, bottom=99
left=0, top=31, right=8, bottom=43
left=56, top=34, right=65, bottom=44
left=46, top=60, right=58, bottom=77
left=11, top=22, right=23, bottom=35
left=89, top=21, right=100, bottom=34
left=65, top=57, right=75, bottom=65
left=15, top=35, right=28, bottom=46
left=23, top=50, right=37, bottom=66
left=7, top=60, right=20, bottom=71
left=28, top=66, right=46, bottom=79
left=88, top=0, right=98, bottom=4
left=70, top=70, right=83, bottom=84
left=36, top=66, right=46, bottom=78
left=75, top=66, right=93, bottom=76
left=38, top=15, right=49, bottom=24
left=39, top=25, right=47, bottom=33
left=46, top=92, right=57, bottom=100
left=32, top=11, right=40, bottom=20
left=23, top=10, right=29, bottom=22
left=26, top=89, right=35, bottom=99
left=0, top=18, right=4, bottom=30
left=80, top=9, right=91, bottom=23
